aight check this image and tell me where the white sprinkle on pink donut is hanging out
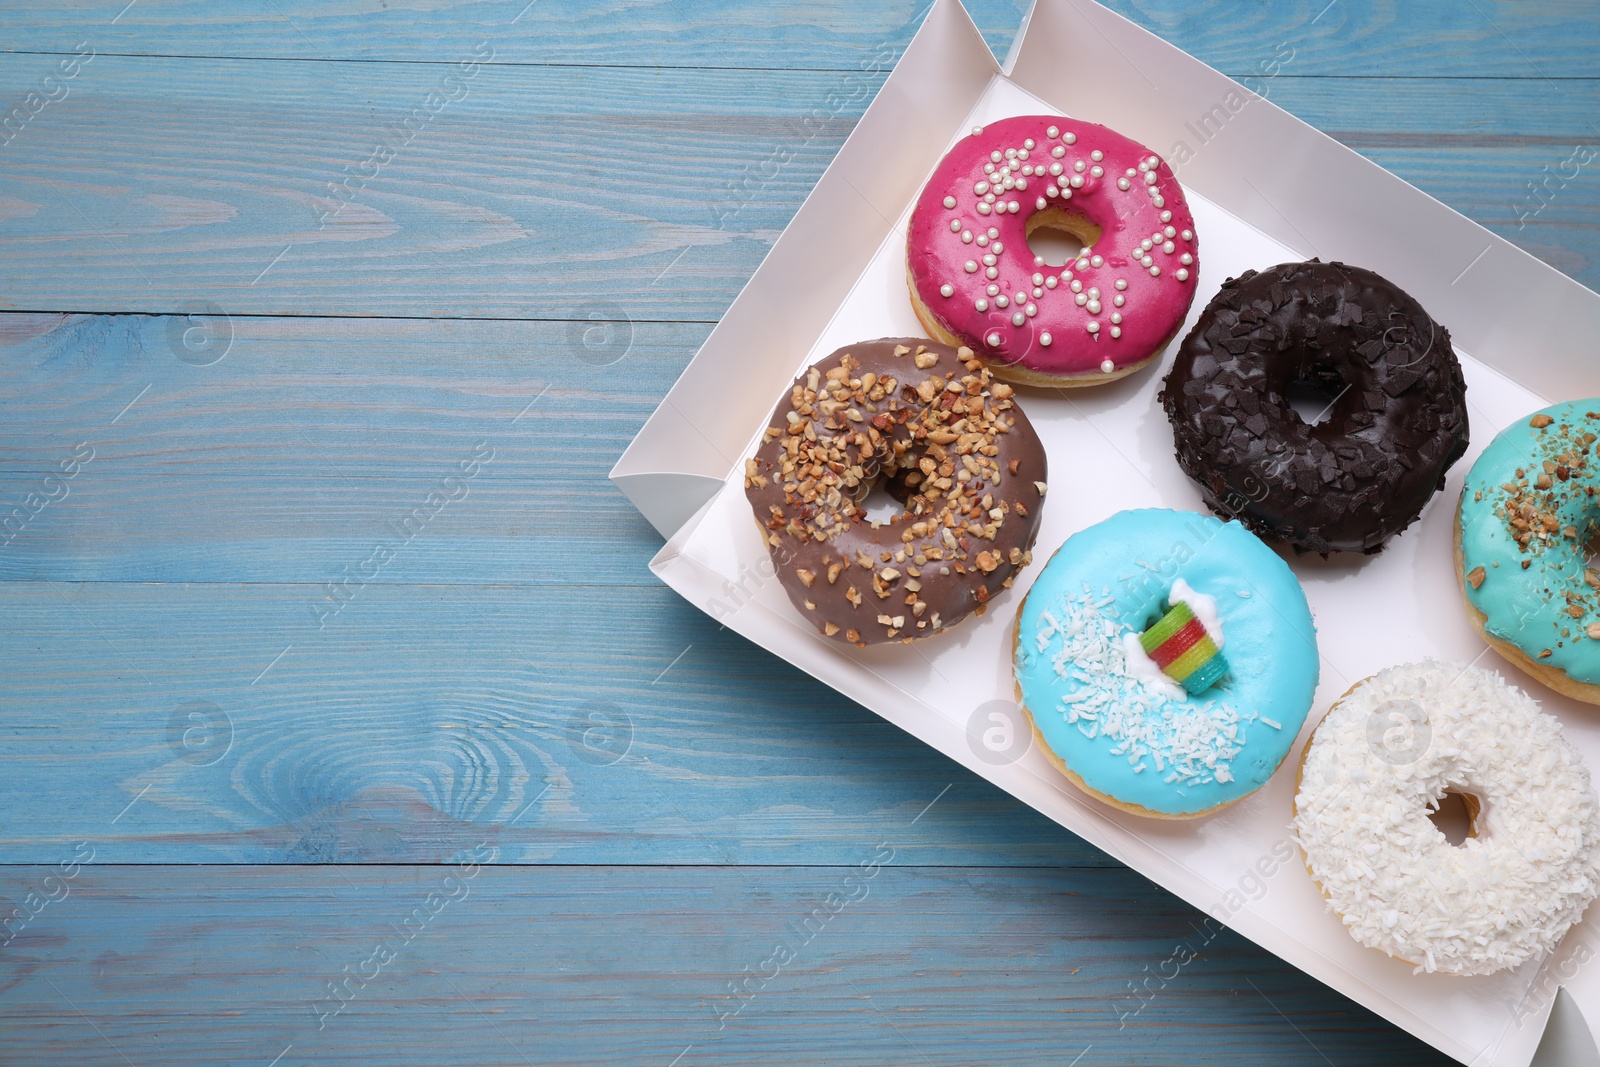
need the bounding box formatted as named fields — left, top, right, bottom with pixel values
left=908, top=115, right=1200, bottom=381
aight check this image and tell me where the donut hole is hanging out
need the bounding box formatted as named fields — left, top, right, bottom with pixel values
left=1283, top=373, right=1347, bottom=428
left=1025, top=209, right=1104, bottom=267
left=857, top=458, right=928, bottom=528
left=860, top=478, right=904, bottom=526
left=1427, top=789, right=1484, bottom=846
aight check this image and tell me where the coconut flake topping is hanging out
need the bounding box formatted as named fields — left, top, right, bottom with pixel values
left=1040, top=589, right=1249, bottom=786
left=1293, top=661, right=1600, bottom=976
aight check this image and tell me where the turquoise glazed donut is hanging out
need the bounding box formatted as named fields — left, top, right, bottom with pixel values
left=1457, top=400, right=1600, bottom=702
left=1013, top=508, right=1319, bottom=817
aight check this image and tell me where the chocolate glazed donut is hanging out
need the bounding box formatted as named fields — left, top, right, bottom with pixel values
left=1160, top=261, right=1469, bottom=555
left=744, top=338, right=1047, bottom=646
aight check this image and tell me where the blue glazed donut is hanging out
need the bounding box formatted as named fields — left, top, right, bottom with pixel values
left=1013, top=508, right=1319, bottom=817
left=1457, top=400, right=1600, bottom=703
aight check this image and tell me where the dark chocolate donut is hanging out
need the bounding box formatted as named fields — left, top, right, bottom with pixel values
left=744, top=338, right=1047, bottom=646
left=1160, top=261, right=1469, bottom=555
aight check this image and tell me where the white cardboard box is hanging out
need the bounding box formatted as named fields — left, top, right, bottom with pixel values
left=611, top=3, right=1600, bottom=1063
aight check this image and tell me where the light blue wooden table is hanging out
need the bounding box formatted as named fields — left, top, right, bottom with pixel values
left=1, top=2, right=1596, bottom=1063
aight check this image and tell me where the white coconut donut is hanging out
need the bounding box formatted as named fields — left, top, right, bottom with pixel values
left=1293, top=661, right=1600, bottom=976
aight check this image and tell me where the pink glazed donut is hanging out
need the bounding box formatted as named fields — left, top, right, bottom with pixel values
left=907, top=115, right=1201, bottom=387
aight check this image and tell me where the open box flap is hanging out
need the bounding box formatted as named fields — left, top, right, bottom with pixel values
left=1537, top=989, right=1600, bottom=1066
left=610, top=0, right=1001, bottom=539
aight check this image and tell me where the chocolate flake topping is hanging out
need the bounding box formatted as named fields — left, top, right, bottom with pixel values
left=1160, top=260, right=1469, bottom=555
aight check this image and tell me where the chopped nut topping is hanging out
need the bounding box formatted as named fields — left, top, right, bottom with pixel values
left=1531, top=414, right=1555, bottom=428
left=747, top=342, right=1043, bottom=643
left=1467, top=565, right=1486, bottom=589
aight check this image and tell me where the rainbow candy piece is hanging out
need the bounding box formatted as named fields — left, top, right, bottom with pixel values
left=1139, top=600, right=1228, bottom=695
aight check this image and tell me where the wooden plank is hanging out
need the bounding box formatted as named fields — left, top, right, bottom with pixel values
left=0, top=313, right=690, bottom=583
left=0, top=864, right=1456, bottom=1065
left=0, top=0, right=1029, bottom=72
left=0, top=57, right=875, bottom=320
left=0, top=0, right=1596, bottom=79
left=1104, top=0, right=1600, bottom=80
left=1261, top=79, right=1600, bottom=286
left=1, top=60, right=1598, bottom=319
left=0, top=578, right=1102, bottom=866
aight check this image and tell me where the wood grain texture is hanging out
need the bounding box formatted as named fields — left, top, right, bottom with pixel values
left=0, top=58, right=874, bottom=320
left=0, top=864, right=1456, bottom=1066
left=0, top=578, right=1096, bottom=866
left=0, top=0, right=1026, bottom=71
left=1, top=0, right=1597, bottom=78
left=0, top=313, right=686, bottom=583
left=0, top=63, right=1597, bottom=318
